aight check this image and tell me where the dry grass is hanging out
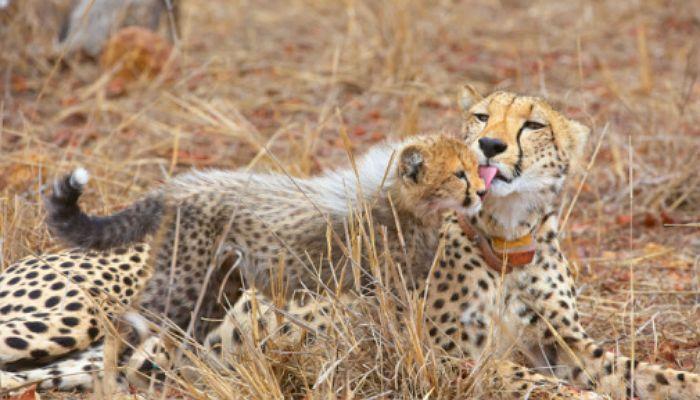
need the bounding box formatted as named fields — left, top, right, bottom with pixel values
left=1, top=0, right=700, bottom=398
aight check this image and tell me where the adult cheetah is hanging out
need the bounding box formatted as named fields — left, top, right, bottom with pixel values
left=414, top=86, right=700, bottom=399
left=185, top=87, right=700, bottom=399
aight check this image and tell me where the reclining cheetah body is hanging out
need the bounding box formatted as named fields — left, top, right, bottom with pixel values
left=0, top=245, right=151, bottom=392
left=0, top=246, right=150, bottom=365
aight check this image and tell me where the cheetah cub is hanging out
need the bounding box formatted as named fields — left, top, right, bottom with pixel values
left=46, top=135, right=486, bottom=333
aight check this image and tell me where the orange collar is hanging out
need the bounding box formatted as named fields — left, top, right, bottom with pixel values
left=456, top=216, right=536, bottom=274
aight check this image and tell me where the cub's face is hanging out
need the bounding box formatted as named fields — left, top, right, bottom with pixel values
left=397, top=135, right=485, bottom=226
left=459, top=86, right=590, bottom=199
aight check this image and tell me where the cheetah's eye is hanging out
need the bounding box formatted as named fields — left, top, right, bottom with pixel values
left=454, top=170, right=468, bottom=181
left=522, top=121, right=546, bottom=130
left=473, top=113, right=489, bottom=123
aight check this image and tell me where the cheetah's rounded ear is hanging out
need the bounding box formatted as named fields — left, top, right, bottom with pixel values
left=459, top=84, right=482, bottom=112
left=399, top=145, right=425, bottom=184
left=563, top=118, right=590, bottom=167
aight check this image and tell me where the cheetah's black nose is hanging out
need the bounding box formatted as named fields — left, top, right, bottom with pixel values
left=478, top=138, right=507, bottom=158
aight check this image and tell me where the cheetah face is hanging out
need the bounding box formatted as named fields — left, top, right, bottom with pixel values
left=397, top=135, right=486, bottom=226
left=458, top=86, right=589, bottom=199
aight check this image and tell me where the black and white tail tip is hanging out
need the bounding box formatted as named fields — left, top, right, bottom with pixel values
left=53, top=167, right=89, bottom=198
left=70, top=167, right=90, bottom=188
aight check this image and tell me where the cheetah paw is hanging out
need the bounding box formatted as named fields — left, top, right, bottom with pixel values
left=0, top=372, right=31, bottom=394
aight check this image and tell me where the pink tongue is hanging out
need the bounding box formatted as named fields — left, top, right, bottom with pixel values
left=478, top=166, right=498, bottom=191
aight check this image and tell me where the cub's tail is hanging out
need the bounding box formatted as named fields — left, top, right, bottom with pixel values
left=45, top=168, right=164, bottom=250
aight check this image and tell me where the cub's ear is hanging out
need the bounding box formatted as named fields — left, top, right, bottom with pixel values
left=459, top=84, right=482, bottom=112
left=399, top=145, right=425, bottom=184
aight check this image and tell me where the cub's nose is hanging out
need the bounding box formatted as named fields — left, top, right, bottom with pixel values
left=478, top=137, right=507, bottom=158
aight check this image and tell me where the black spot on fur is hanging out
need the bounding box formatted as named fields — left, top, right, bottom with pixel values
left=24, top=321, right=49, bottom=333
left=88, top=327, right=100, bottom=340
left=30, top=349, right=49, bottom=359
left=45, top=296, right=61, bottom=308
left=62, top=317, right=80, bottom=327
left=655, top=373, right=669, bottom=385
left=571, top=367, right=582, bottom=380
left=442, top=341, right=456, bottom=352
left=232, top=328, right=242, bottom=343
left=5, top=337, right=29, bottom=350
left=50, top=336, right=77, bottom=348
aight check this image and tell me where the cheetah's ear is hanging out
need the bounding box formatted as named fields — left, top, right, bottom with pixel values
left=459, top=84, right=482, bottom=112
left=569, top=119, right=590, bottom=161
left=558, top=118, right=590, bottom=168
left=399, top=145, right=425, bottom=184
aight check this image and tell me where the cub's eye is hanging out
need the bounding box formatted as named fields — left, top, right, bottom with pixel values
left=523, top=121, right=546, bottom=130
left=454, top=170, right=468, bottom=181
left=473, top=113, right=489, bottom=123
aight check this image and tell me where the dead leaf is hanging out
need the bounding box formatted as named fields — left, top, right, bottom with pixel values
left=6, top=385, right=38, bottom=400
left=367, top=110, right=382, bottom=120
left=660, top=211, right=676, bottom=225
left=369, top=131, right=385, bottom=142
left=642, top=213, right=657, bottom=228
left=106, top=76, right=128, bottom=97
left=616, top=214, right=632, bottom=225
left=60, top=95, right=79, bottom=107
left=351, top=126, right=366, bottom=137
left=11, top=75, right=28, bottom=93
